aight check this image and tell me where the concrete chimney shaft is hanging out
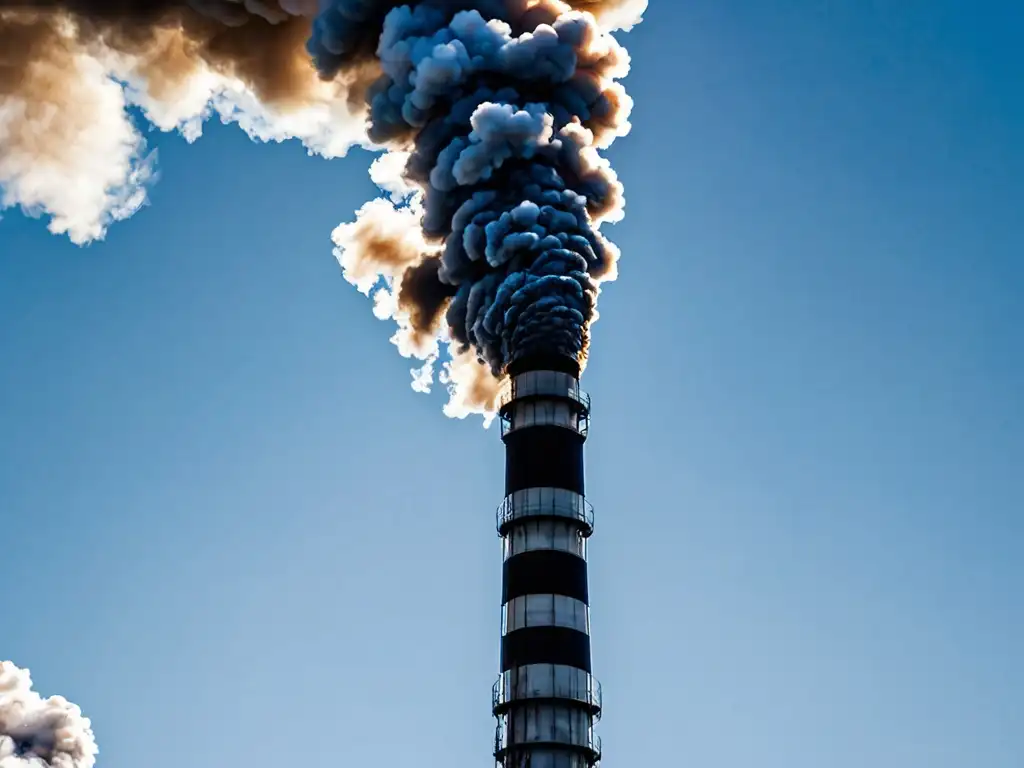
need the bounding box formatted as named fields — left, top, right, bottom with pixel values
left=492, top=353, right=602, bottom=768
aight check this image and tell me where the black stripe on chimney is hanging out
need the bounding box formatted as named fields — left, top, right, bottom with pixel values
left=495, top=354, right=598, bottom=765
left=501, top=626, right=593, bottom=672
left=507, top=353, right=581, bottom=378
left=504, top=427, right=585, bottom=495
left=502, top=550, right=589, bottom=604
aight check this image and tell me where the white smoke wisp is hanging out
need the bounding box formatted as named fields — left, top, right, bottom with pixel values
left=0, top=8, right=371, bottom=245
left=332, top=187, right=505, bottom=419
left=368, top=150, right=417, bottom=203
left=441, top=347, right=503, bottom=427
left=332, top=147, right=510, bottom=421
left=331, top=196, right=432, bottom=295
left=120, top=59, right=371, bottom=159
left=0, top=29, right=153, bottom=245
left=583, top=0, right=648, bottom=32
left=0, top=661, right=97, bottom=768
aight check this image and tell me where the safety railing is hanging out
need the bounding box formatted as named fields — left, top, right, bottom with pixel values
left=498, top=370, right=591, bottom=415
left=499, top=406, right=589, bottom=438
left=493, top=721, right=601, bottom=763
left=492, top=672, right=603, bottom=716
left=496, top=488, right=594, bottom=536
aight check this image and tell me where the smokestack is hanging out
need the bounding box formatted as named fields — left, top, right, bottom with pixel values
left=310, top=2, right=642, bottom=746
left=493, top=351, right=600, bottom=767
left=3, top=2, right=646, bottom=763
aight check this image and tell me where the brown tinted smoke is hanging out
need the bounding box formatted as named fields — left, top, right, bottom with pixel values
left=0, top=1, right=335, bottom=107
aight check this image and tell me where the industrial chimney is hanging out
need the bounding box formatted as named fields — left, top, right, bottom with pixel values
left=492, top=353, right=602, bottom=768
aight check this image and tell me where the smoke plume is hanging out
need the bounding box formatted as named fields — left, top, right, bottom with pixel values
left=320, top=0, right=642, bottom=417
left=0, top=0, right=645, bottom=419
left=0, top=661, right=97, bottom=768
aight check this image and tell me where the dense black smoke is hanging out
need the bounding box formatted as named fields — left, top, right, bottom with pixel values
left=316, top=0, right=640, bottom=386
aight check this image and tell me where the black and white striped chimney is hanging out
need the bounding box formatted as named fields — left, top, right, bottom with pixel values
left=492, top=353, right=601, bottom=768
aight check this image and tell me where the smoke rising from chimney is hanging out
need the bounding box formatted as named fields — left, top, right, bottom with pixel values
left=314, top=0, right=641, bottom=417
left=0, top=661, right=97, bottom=768
left=0, top=0, right=644, bottom=417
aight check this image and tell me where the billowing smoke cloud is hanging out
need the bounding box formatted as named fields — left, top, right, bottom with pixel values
left=0, top=0, right=372, bottom=242
left=0, top=661, right=97, bottom=768
left=317, top=0, right=642, bottom=417
left=0, top=0, right=644, bottom=419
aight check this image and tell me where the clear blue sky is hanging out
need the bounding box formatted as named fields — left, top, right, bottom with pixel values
left=2, top=1, right=1022, bottom=766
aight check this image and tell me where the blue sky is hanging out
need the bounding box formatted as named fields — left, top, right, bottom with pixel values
left=1, top=1, right=1022, bottom=767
